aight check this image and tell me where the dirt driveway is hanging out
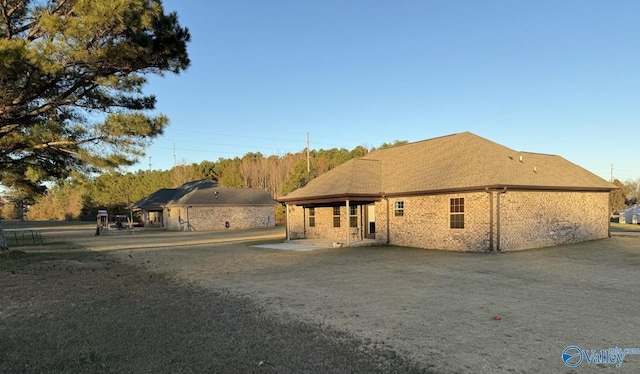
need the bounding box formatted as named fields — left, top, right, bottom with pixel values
left=54, top=225, right=637, bottom=373
left=4, top=224, right=640, bottom=373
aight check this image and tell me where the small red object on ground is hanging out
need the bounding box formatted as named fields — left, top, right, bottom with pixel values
left=493, top=315, right=502, bottom=321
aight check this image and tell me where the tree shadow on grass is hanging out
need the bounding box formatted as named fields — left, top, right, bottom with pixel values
left=0, top=251, right=433, bottom=374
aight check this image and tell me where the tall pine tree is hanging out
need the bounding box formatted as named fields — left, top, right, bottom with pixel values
left=0, top=0, right=190, bottom=249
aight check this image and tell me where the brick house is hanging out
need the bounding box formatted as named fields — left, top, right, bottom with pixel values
left=133, top=179, right=278, bottom=231
left=278, top=132, right=616, bottom=251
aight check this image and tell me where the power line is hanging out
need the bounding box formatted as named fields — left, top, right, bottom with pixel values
left=160, top=135, right=351, bottom=151
left=162, top=128, right=367, bottom=149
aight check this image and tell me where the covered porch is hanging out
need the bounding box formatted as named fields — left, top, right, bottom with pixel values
left=283, top=196, right=385, bottom=247
left=140, top=209, right=164, bottom=228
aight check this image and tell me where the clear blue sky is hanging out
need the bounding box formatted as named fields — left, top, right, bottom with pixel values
left=136, top=0, right=640, bottom=182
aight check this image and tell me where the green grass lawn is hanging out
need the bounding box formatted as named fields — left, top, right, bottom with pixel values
left=1, top=220, right=94, bottom=230
left=611, top=222, right=640, bottom=231
left=0, top=247, right=423, bottom=374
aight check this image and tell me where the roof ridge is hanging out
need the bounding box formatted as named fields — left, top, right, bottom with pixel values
left=519, top=151, right=559, bottom=157
left=278, top=131, right=614, bottom=203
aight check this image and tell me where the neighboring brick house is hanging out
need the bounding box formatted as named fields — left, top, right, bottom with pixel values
left=133, top=179, right=278, bottom=231
left=278, top=132, right=616, bottom=251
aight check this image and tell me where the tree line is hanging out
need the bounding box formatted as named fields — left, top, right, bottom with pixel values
left=3, top=141, right=634, bottom=222
left=610, top=179, right=640, bottom=214
left=0, top=145, right=374, bottom=221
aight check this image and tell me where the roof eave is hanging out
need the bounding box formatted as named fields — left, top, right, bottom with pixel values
left=385, top=184, right=615, bottom=197
left=278, top=193, right=383, bottom=205
left=279, top=184, right=615, bottom=205
left=164, top=203, right=278, bottom=207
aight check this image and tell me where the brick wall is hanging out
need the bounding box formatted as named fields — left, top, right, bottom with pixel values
left=163, top=206, right=182, bottom=230
left=285, top=190, right=610, bottom=251
left=286, top=204, right=305, bottom=239
left=379, top=192, right=491, bottom=251
left=163, top=205, right=275, bottom=231
left=499, top=191, right=609, bottom=251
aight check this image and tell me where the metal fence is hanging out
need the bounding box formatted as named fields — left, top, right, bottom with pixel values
left=4, top=229, right=43, bottom=246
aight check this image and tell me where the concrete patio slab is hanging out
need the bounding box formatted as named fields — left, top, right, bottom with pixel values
left=252, top=242, right=327, bottom=251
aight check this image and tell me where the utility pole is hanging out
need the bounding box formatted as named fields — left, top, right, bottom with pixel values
left=306, top=132, right=311, bottom=183
left=148, top=156, right=152, bottom=171
left=173, top=143, right=176, bottom=167
left=610, top=163, right=613, bottom=183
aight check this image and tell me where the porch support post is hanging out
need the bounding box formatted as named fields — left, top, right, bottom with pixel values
left=360, top=205, right=364, bottom=240
left=345, top=199, right=350, bottom=246
left=285, top=204, right=290, bottom=241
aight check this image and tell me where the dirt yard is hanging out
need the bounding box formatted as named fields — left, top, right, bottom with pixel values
left=2, top=223, right=640, bottom=373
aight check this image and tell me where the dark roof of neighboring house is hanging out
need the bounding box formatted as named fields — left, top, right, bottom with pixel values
left=278, top=132, right=616, bottom=204
left=133, top=189, right=177, bottom=209
left=133, top=179, right=278, bottom=209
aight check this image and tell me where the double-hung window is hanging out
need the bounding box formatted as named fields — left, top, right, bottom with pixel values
left=333, top=206, right=341, bottom=228
left=308, top=207, right=315, bottom=227
left=450, top=198, right=464, bottom=229
left=394, top=201, right=404, bottom=217
left=349, top=205, right=358, bottom=228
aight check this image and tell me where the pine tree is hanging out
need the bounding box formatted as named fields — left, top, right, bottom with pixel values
left=0, top=0, right=190, bottom=193
left=0, top=0, right=190, bottom=249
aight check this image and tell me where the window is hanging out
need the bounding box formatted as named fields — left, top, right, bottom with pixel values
left=394, top=201, right=404, bottom=217
left=308, top=207, right=315, bottom=227
left=333, top=206, right=341, bottom=227
left=349, top=205, right=358, bottom=228
left=450, top=198, right=464, bottom=229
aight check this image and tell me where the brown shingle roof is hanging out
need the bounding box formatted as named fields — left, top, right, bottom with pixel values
left=279, top=132, right=615, bottom=203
